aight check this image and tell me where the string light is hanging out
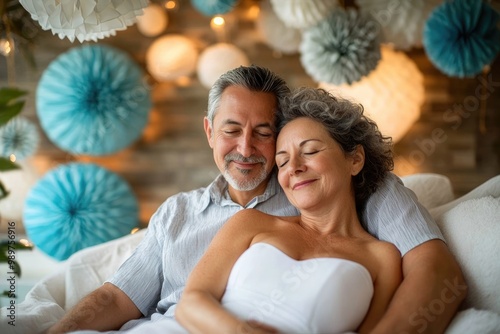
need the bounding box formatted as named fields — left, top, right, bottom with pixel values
left=9, top=154, right=16, bottom=162
left=165, top=0, right=177, bottom=10
left=0, top=38, right=13, bottom=56
left=210, top=16, right=227, bottom=42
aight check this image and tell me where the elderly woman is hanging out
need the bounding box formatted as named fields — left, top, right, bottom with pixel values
left=128, top=87, right=401, bottom=334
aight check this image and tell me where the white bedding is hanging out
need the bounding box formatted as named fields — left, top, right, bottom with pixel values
left=0, top=230, right=145, bottom=334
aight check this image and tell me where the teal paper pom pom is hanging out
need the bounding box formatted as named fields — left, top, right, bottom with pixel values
left=423, top=0, right=500, bottom=77
left=300, top=9, right=381, bottom=85
left=191, top=0, right=238, bottom=16
left=36, top=44, right=151, bottom=156
left=24, top=163, right=139, bottom=261
left=0, top=116, right=39, bottom=160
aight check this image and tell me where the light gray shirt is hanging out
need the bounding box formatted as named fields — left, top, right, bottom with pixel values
left=108, top=172, right=443, bottom=322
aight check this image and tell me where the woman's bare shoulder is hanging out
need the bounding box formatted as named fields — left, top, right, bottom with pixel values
left=365, top=239, right=401, bottom=270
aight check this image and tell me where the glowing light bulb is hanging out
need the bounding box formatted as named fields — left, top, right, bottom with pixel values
left=210, top=16, right=227, bottom=42
left=9, top=154, right=16, bottom=162
left=0, top=38, right=13, bottom=56
left=165, top=1, right=177, bottom=10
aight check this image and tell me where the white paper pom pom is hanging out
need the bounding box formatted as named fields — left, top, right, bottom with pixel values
left=197, top=43, right=250, bottom=88
left=256, top=0, right=302, bottom=54
left=320, top=46, right=424, bottom=143
left=19, top=0, right=148, bottom=43
left=146, top=35, right=199, bottom=82
left=136, top=3, right=168, bottom=37
left=270, top=0, right=339, bottom=29
left=356, top=0, right=442, bottom=50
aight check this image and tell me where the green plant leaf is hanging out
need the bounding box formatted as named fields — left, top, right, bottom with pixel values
left=0, top=181, right=10, bottom=200
left=0, top=87, right=28, bottom=126
left=0, top=157, right=19, bottom=171
left=0, top=100, right=25, bottom=126
left=0, top=87, right=28, bottom=106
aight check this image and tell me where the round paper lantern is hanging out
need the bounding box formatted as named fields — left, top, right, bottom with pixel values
left=0, top=116, right=39, bottom=160
left=24, top=163, right=139, bottom=261
left=146, top=34, right=199, bottom=82
left=423, top=0, right=500, bottom=78
left=320, top=46, right=424, bottom=143
left=136, top=3, right=168, bottom=37
left=197, top=43, right=250, bottom=89
left=270, top=0, right=338, bottom=29
left=356, top=0, right=442, bottom=50
left=301, top=9, right=381, bottom=85
left=37, top=44, right=151, bottom=156
left=256, top=0, right=302, bottom=55
left=191, top=0, right=238, bottom=16
left=19, top=0, right=148, bottom=43
left=0, top=159, right=39, bottom=226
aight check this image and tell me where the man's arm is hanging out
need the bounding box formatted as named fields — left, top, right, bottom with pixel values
left=371, top=240, right=467, bottom=334
left=46, top=283, right=141, bottom=334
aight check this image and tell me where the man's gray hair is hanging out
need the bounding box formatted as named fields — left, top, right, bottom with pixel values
left=207, top=65, right=290, bottom=128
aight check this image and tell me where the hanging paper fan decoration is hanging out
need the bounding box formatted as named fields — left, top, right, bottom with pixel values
left=191, top=0, right=239, bottom=16
left=270, top=0, right=339, bottom=29
left=320, top=45, right=425, bottom=143
left=0, top=160, right=39, bottom=227
left=37, top=44, right=151, bottom=156
left=356, top=0, right=442, bottom=50
left=19, top=0, right=148, bottom=43
left=24, top=163, right=139, bottom=261
left=197, top=43, right=250, bottom=89
left=423, top=0, right=500, bottom=78
left=301, top=9, right=381, bottom=85
left=146, top=34, right=199, bottom=82
left=256, top=0, right=302, bottom=54
left=0, top=116, right=39, bottom=160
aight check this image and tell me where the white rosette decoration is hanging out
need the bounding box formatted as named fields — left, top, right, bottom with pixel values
left=256, top=0, right=302, bottom=54
left=320, top=46, right=425, bottom=143
left=356, top=0, right=442, bottom=50
left=19, top=0, right=148, bottom=43
left=270, top=0, right=339, bottom=29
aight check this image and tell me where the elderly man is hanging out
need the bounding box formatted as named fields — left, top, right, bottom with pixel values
left=48, top=65, right=465, bottom=334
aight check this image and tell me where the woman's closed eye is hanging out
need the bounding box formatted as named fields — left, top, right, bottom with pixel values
left=277, top=159, right=288, bottom=168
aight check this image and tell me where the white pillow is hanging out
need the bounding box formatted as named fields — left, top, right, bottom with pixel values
left=402, top=173, right=454, bottom=210
left=436, top=196, right=500, bottom=314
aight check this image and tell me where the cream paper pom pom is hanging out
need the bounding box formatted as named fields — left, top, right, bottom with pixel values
left=197, top=43, right=249, bottom=88
left=136, top=3, right=168, bottom=37
left=146, top=35, right=199, bottom=82
left=320, top=46, right=424, bottom=143
left=256, top=0, right=301, bottom=54
left=270, top=0, right=338, bottom=29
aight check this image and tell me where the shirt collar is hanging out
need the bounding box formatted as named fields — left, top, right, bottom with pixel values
left=196, top=169, right=281, bottom=213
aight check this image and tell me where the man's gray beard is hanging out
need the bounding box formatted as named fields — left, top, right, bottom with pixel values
left=223, top=167, right=268, bottom=191
left=223, top=154, right=268, bottom=191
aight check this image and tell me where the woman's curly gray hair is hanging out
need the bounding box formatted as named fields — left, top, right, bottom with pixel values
left=277, top=87, right=394, bottom=211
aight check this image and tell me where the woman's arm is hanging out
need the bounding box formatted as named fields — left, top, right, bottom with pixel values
left=176, top=209, right=278, bottom=334
left=357, top=242, right=403, bottom=334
